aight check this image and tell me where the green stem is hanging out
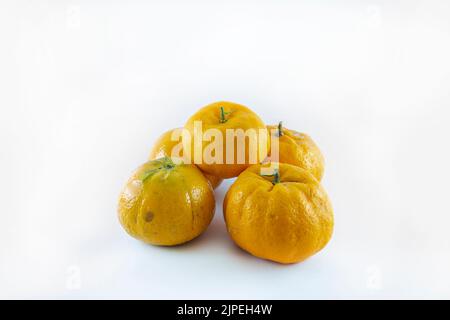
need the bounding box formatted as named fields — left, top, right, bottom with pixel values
left=261, top=169, right=281, bottom=185
left=220, top=106, right=227, bottom=123
left=273, top=169, right=280, bottom=184
left=141, top=157, right=175, bottom=182
left=162, top=156, right=175, bottom=169
left=277, top=121, right=283, bottom=137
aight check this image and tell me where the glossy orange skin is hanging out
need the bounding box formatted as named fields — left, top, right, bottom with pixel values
left=267, top=125, right=324, bottom=181
left=183, top=101, right=270, bottom=179
left=149, top=128, right=223, bottom=189
left=224, top=163, right=333, bottom=264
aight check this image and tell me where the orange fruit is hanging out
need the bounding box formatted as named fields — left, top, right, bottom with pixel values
left=224, top=162, right=333, bottom=264
left=183, top=101, right=270, bottom=179
left=118, top=157, right=215, bottom=246
left=266, top=122, right=324, bottom=181
left=149, top=128, right=223, bottom=189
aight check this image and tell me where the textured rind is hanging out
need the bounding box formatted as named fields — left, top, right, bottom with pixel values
left=183, top=101, right=270, bottom=179
left=118, top=159, right=215, bottom=246
left=267, top=125, right=325, bottom=181
left=224, top=163, right=333, bottom=264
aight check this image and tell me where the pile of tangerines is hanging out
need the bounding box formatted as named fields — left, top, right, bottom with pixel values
left=118, top=101, right=333, bottom=264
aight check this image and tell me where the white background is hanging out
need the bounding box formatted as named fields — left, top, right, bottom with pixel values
left=1, top=0, right=450, bottom=299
